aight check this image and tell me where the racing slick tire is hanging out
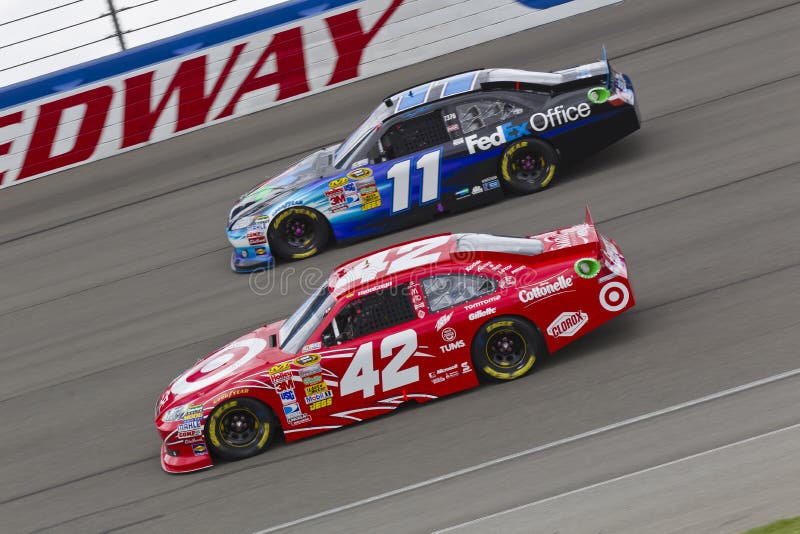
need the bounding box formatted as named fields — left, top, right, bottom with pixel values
left=205, top=397, right=278, bottom=461
left=268, top=207, right=330, bottom=261
left=471, top=316, right=544, bottom=381
left=499, top=138, right=559, bottom=194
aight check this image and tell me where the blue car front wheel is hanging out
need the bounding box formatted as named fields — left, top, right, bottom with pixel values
left=268, top=207, right=330, bottom=261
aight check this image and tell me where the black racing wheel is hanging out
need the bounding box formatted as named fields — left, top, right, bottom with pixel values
left=471, top=316, right=544, bottom=381
left=205, top=397, right=278, bottom=461
left=268, top=207, right=330, bottom=261
left=499, top=138, right=559, bottom=194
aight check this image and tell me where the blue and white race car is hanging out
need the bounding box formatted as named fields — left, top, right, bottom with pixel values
left=227, top=52, right=639, bottom=272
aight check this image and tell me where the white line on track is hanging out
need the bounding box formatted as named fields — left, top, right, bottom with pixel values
left=433, top=421, right=800, bottom=532
left=253, top=366, right=800, bottom=533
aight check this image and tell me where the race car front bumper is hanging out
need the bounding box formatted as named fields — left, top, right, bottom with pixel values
left=156, top=418, right=214, bottom=473
left=230, top=250, right=275, bottom=273
left=227, top=228, right=275, bottom=272
left=160, top=440, right=214, bottom=473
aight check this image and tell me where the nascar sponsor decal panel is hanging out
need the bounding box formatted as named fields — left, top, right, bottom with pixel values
left=599, top=281, right=630, bottom=312
left=518, top=274, right=574, bottom=304
left=465, top=103, right=592, bottom=155
left=428, top=361, right=472, bottom=384
left=547, top=311, right=588, bottom=338
left=0, top=0, right=620, bottom=188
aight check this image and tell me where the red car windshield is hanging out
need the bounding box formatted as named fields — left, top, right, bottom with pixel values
left=279, top=285, right=335, bottom=353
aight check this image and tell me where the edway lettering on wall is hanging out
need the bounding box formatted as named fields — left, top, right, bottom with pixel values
left=0, top=0, right=402, bottom=187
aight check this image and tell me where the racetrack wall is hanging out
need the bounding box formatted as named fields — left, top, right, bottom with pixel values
left=0, top=0, right=618, bottom=189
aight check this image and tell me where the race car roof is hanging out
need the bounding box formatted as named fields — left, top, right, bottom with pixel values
left=327, top=233, right=545, bottom=297
left=385, top=60, right=608, bottom=114
left=328, top=234, right=456, bottom=297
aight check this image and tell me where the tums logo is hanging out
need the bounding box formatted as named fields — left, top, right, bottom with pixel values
left=439, top=340, right=466, bottom=353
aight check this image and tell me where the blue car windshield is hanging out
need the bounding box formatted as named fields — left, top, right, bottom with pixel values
left=334, top=103, right=394, bottom=167
left=280, top=284, right=335, bottom=354
left=265, top=154, right=317, bottom=187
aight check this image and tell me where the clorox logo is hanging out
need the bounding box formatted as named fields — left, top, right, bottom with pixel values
left=547, top=311, right=588, bottom=338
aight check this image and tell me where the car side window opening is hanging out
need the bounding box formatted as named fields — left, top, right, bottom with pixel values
left=381, top=111, right=450, bottom=160
left=322, top=284, right=416, bottom=346
left=456, top=99, right=520, bottom=135
left=421, top=274, right=497, bottom=313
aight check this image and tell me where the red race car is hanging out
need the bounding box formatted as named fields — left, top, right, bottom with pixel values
left=155, top=208, right=634, bottom=473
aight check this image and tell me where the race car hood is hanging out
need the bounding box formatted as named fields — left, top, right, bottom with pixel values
left=227, top=145, right=338, bottom=228
left=156, top=320, right=291, bottom=417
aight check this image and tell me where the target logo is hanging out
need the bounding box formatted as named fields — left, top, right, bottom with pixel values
left=171, top=338, right=267, bottom=395
left=599, top=281, right=630, bottom=312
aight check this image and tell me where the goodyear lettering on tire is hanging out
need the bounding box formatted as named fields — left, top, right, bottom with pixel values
left=501, top=141, right=528, bottom=182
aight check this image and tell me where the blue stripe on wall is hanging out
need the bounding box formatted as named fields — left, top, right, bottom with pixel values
left=0, top=0, right=360, bottom=112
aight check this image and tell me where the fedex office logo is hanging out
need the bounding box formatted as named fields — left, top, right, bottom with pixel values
left=0, top=0, right=404, bottom=187
left=465, top=122, right=529, bottom=154
left=465, top=103, right=591, bottom=154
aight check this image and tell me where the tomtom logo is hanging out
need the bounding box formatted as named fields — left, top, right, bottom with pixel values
left=529, top=104, right=591, bottom=132
left=547, top=311, right=588, bottom=338
left=464, top=294, right=501, bottom=310
left=518, top=275, right=573, bottom=304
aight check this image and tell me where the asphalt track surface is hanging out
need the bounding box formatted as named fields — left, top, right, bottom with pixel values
left=1, top=0, right=799, bottom=532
